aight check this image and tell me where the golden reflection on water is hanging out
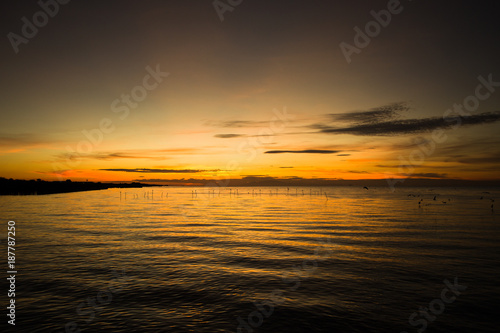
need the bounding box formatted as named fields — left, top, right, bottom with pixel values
left=5, top=186, right=492, bottom=269
left=0, top=186, right=498, bottom=331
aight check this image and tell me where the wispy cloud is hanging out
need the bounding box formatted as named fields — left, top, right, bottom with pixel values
left=456, top=152, right=500, bottom=164
left=327, top=102, right=410, bottom=124
left=377, top=164, right=423, bottom=169
left=205, top=120, right=270, bottom=128
left=406, top=173, right=448, bottom=179
left=54, top=148, right=208, bottom=162
left=265, top=149, right=340, bottom=154
left=214, top=134, right=245, bottom=138
left=86, top=153, right=154, bottom=160
left=318, top=111, right=500, bottom=136
left=100, top=168, right=219, bottom=173
left=35, top=169, right=71, bottom=176
left=215, top=132, right=295, bottom=139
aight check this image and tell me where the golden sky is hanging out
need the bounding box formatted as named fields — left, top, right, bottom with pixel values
left=1, top=1, right=500, bottom=184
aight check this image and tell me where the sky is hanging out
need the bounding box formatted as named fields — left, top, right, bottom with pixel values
left=1, top=0, right=500, bottom=185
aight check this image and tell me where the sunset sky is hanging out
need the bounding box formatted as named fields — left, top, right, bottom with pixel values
left=1, top=0, right=500, bottom=184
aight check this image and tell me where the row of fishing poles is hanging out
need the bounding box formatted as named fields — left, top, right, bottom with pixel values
left=119, top=188, right=331, bottom=200
left=119, top=190, right=168, bottom=200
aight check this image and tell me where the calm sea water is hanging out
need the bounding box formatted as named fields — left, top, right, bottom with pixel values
left=1, top=186, right=499, bottom=332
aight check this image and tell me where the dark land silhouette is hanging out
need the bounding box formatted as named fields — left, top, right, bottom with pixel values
left=0, top=178, right=156, bottom=195
left=2, top=176, right=499, bottom=195
left=133, top=176, right=500, bottom=188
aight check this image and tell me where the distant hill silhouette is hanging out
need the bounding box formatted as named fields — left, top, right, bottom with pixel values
left=134, top=176, right=500, bottom=188
left=0, top=178, right=156, bottom=195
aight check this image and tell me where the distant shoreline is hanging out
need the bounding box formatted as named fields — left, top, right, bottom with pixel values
left=0, top=178, right=157, bottom=196
left=1, top=177, right=499, bottom=196
left=131, top=178, right=500, bottom=188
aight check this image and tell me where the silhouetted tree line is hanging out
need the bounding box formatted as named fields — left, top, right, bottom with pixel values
left=0, top=178, right=155, bottom=195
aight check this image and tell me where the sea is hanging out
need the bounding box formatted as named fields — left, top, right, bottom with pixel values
left=0, top=186, right=499, bottom=332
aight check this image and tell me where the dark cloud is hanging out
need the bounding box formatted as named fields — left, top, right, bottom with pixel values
left=388, top=137, right=433, bottom=150
left=206, top=120, right=269, bottom=128
left=377, top=164, right=423, bottom=169
left=337, top=153, right=351, bottom=156
left=214, top=134, right=245, bottom=138
left=241, top=175, right=272, bottom=179
left=265, top=149, right=340, bottom=154
left=319, top=111, right=500, bottom=136
left=406, top=173, right=448, bottom=179
left=328, top=102, right=410, bottom=124
left=100, top=168, right=217, bottom=173
left=90, top=153, right=150, bottom=160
